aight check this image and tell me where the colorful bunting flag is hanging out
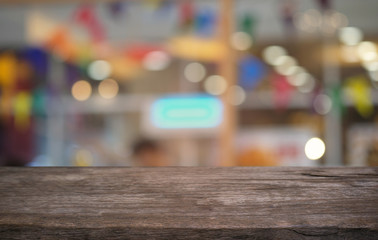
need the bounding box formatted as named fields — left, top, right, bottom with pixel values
left=13, top=91, right=32, bottom=131
left=346, top=75, right=373, bottom=118
left=272, top=74, right=293, bottom=110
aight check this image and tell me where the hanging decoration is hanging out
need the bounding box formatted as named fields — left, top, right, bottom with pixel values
left=240, top=13, right=256, bottom=37
left=22, top=47, right=49, bottom=82
left=272, top=73, right=293, bottom=110
left=74, top=4, right=105, bottom=43
left=280, top=0, right=296, bottom=35
left=179, top=1, right=194, bottom=32
left=316, top=0, right=332, bottom=11
left=346, top=75, right=373, bottom=118
left=13, top=91, right=32, bottom=131
left=194, top=8, right=216, bottom=37
left=108, top=1, right=126, bottom=20
left=238, top=56, right=266, bottom=90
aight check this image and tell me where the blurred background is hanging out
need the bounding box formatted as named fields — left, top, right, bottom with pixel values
left=0, top=0, right=377, bottom=167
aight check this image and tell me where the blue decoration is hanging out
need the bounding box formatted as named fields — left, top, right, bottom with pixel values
left=21, top=48, right=48, bottom=81
left=238, top=56, right=266, bottom=90
left=151, top=94, right=222, bottom=129
left=194, top=8, right=216, bottom=37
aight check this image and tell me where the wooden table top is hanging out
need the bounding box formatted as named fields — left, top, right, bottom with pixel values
left=0, top=167, right=377, bottom=239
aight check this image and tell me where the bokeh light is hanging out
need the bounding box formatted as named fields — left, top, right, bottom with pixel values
left=339, top=27, right=363, bottom=46
left=262, top=46, right=287, bottom=65
left=341, top=45, right=359, bottom=63
left=72, top=80, right=92, bottom=101
left=230, top=32, right=253, bottom=51
left=229, top=85, right=246, bottom=106
left=98, top=78, right=119, bottom=99
left=143, top=51, right=171, bottom=71
left=73, top=149, right=93, bottom=166
left=362, top=60, right=378, bottom=71
left=314, top=94, right=332, bottom=115
left=184, top=62, right=206, bottom=83
left=287, top=69, right=308, bottom=87
left=297, top=74, right=316, bottom=93
left=204, top=75, right=227, bottom=95
left=356, top=41, right=377, bottom=62
left=305, top=137, right=326, bottom=160
left=88, top=60, right=112, bottom=81
left=274, top=56, right=298, bottom=76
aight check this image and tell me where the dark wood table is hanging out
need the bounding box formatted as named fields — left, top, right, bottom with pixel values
left=0, top=167, right=377, bottom=239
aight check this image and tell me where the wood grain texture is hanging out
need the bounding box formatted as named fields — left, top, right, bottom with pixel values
left=0, top=167, right=377, bottom=239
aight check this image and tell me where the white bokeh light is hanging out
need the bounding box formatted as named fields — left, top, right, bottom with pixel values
left=88, top=60, right=112, bottom=81
left=339, top=27, right=363, bottom=46
left=204, top=75, right=227, bottom=95
left=184, top=62, right=206, bottom=83
left=230, top=32, right=253, bottom=51
left=262, top=46, right=287, bottom=65
left=305, top=137, right=326, bottom=160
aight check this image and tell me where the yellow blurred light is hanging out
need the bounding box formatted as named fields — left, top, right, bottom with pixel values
left=356, top=41, right=377, bottom=62
left=88, top=60, right=112, bottom=80
left=314, top=94, right=332, bottom=115
left=168, top=36, right=226, bottom=62
left=305, top=137, right=325, bottom=160
left=73, top=149, right=93, bottom=166
left=184, top=62, right=206, bottom=83
left=339, top=27, right=363, bottom=46
left=72, top=80, right=92, bottom=101
left=230, top=32, right=253, bottom=51
left=143, top=51, right=171, bottom=71
left=274, top=56, right=298, bottom=76
left=262, top=46, right=287, bottom=65
left=98, top=78, right=119, bottom=99
left=204, top=75, right=227, bottom=95
left=229, top=85, right=246, bottom=106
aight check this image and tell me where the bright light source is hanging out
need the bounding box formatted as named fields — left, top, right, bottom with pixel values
left=339, top=27, right=363, bottom=46
left=204, top=75, right=227, bottom=95
left=88, top=60, right=112, bottom=80
left=262, top=46, right=287, bottom=65
left=230, top=32, right=253, bottom=51
left=362, top=61, right=378, bottom=71
left=229, top=85, right=246, bottom=106
left=184, top=62, right=206, bottom=83
left=143, top=51, right=171, bottom=71
left=151, top=95, right=223, bottom=129
left=305, top=137, right=325, bottom=160
left=274, top=56, right=298, bottom=76
left=356, top=41, right=377, bottom=62
left=72, top=80, right=92, bottom=101
left=313, top=94, right=332, bottom=115
left=98, top=78, right=119, bottom=99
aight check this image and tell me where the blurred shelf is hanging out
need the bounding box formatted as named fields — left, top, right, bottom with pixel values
left=54, top=90, right=378, bottom=114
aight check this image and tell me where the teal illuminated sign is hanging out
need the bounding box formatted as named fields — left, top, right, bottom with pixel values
left=151, top=95, right=223, bottom=129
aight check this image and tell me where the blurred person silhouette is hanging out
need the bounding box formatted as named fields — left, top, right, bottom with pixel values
left=132, top=138, right=170, bottom=167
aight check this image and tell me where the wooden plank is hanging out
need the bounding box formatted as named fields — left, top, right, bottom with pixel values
left=218, top=0, right=237, bottom=166
left=0, top=167, right=377, bottom=239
